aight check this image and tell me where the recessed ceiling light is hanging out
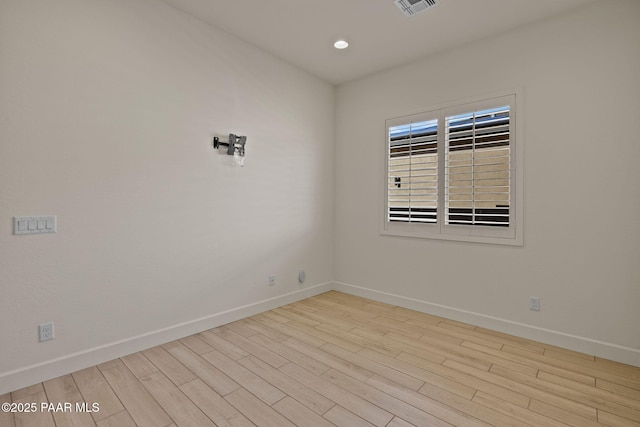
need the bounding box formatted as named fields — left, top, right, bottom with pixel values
left=334, top=40, right=349, bottom=49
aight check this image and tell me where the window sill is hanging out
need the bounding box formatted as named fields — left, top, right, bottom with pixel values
left=380, top=226, right=523, bottom=246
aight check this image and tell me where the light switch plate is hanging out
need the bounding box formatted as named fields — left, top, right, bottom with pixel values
left=14, top=216, right=57, bottom=235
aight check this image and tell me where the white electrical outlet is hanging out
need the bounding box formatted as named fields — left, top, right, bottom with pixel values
left=529, top=297, right=540, bottom=311
left=269, top=274, right=276, bottom=286
left=39, top=322, right=55, bottom=342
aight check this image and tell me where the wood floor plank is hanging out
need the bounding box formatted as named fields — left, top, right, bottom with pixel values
left=488, top=363, right=599, bottom=419
left=163, top=341, right=240, bottom=396
left=272, top=307, right=322, bottom=327
left=417, top=382, right=532, bottom=427
left=352, top=328, right=448, bottom=365
left=224, top=388, right=296, bottom=427
left=96, top=410, right=137, bottom=427
left=544, top=347, right=595, bottom=363
left=320, top=343, right=424, bottom=391
left=121, top=352, right=157, bottom=379
left=461, top=340, right=540, bottom=377
left=598, top=409, right=640, bottom=426
left=412, top=322, right=466, bottom=346
left=528, top=399, right=602, bottom=427
left=386, top=417, right=417, bottom=427
left=437, top=317, right=477, bottom=331
left=363, top=348, right=476, bottom=399
left=198, top=329, right=250, bottom=361
left=409, top=319, right=503, bottom=349
left=539, top=369, right=640, bottom=411
left=142, top=345, right=197, bottom=386
left=42, top=374, right=97, bottom=427
left=214, top=327, right=289, bottom=368
left=248, top=332, right=331, bottom=376
left=503, top=343, right=640, bottom=391
left=272, top=396, right=336, bottom=427
left=223, top=321, right=259, bottom=339
left=363, top=373, right=488, bottom=427
left=489, top=363, right=640, bottom=422
left=322, top=405, right=376, bottom=427
left=72, top=366, right=124, bottom=422
left=296, top=297, right=379, bottom=322
left=322, top=368, right=453, bottom=427
left=139, top=371, right=215, bottom=427
left=285, top=320, right=363, bottom=353
left=99, top=360, right=173, bottom=427
left=238, top=355, right=335, bottom=415
left=200, top=350, right=286, bottom=405
left=312, top=296, right=394, bottom=326
left=471, top=390, right=566, bottom=427
left=252, top=313, right=327, bottom=347
left=390, top=305, right=442, bottom=325
left=242, top=317, right=291, bottom=342
left=10, top=383, right=44, bottom=401
left=179, top=379, right=254, bottom=427
left=597, top=377, right=640, bottom=401
left=373, top=348, right=532, bottom=406
left=260, top=310, right=291, bottom=324
left=595, top=357, right=640, bottom=383
left=282, top=305, right=357, bottom=333
left=279, top=362, right=394, bottom=427
left=353, top=314, right=423, bottom=341
left=460, top=334, right=600, bottom=386
left=347, top=327, right=402, bottom=359
left=180, top=334, right=215, bottom=355
left=389, top=331, right=494, bottom=371
left=382, top=314, right=460, bottom=340
left=474, top=326, right=546, bottom=354
left=315, top=323, right=402, bottom=358
left=283, top=337, right=376, bottom=384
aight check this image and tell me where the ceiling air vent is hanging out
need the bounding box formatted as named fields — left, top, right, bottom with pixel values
left=394, top=0, right=438, bottom=17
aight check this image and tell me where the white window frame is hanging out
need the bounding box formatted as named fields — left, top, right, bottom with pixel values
left=381, top=91, right=523, bottom=246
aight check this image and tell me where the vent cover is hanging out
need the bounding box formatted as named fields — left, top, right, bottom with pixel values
left=394, top=0, right=438, bottom=17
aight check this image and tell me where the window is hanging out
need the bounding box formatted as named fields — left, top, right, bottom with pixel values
left=383, top=93, right=522, bottom=245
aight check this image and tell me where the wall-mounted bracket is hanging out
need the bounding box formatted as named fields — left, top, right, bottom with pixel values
left=213, top=134, right=246, bottom=157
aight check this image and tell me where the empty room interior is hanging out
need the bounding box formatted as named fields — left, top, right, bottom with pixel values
left=1, top=0, right=639, bottom=426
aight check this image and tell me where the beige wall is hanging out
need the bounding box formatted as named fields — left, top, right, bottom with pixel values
left=0, top=0, right=335, bottom=391
left=335, top=0, right=640, bottom=361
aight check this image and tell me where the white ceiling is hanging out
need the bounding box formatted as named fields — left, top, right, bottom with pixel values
left=161, top=0, right=597, bottom=85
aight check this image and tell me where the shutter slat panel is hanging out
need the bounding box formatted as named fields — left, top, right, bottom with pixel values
left=388, top=118, right=438, bottom=223
left=445, top=105, right=511, bottom=227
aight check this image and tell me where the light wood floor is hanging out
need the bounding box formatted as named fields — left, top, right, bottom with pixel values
left=3, top=291, right=640, bottom=427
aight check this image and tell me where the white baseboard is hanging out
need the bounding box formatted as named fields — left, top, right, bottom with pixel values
left=333, top=281, right=640, bottom=368
left=0, top=282, right=333, bottom=395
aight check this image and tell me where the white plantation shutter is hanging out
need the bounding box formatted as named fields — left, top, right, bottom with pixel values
left=445, top=106, right=511, bottom=227
left=383, top=93, right=520, bottom=244
left=388, top=119, right=438, bottom=223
